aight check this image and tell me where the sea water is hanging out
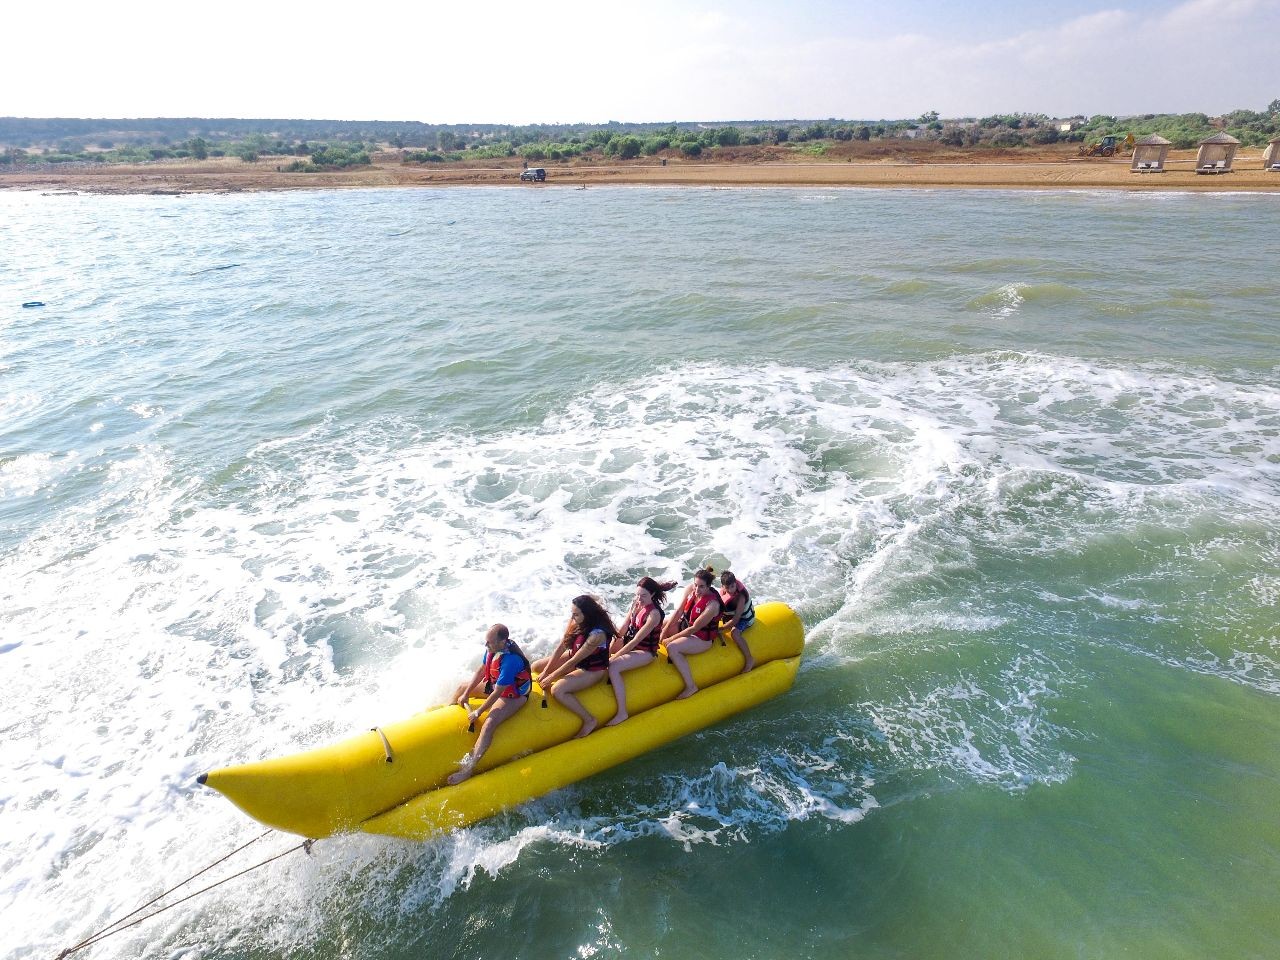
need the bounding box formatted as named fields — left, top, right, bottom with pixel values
left=2, top=186, right=1278, bottom=960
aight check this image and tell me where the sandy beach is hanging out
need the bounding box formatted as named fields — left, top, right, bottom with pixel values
left=4, top=142, right=1278, bottom=194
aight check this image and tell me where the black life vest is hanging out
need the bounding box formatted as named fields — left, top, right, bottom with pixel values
left=719, top=584, right=755, bottom=628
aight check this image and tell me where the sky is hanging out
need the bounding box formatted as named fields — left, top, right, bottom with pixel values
left=3, top=0, right=1276, bottom=122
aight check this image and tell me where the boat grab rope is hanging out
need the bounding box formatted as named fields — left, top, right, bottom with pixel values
left=53, top=830, right=317, bottom=960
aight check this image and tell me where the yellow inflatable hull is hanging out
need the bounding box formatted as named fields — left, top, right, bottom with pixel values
left=200, top=602, right=804, bottom=840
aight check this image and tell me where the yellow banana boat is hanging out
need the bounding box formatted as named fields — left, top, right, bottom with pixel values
left=200, top=602, right=804, bottom=841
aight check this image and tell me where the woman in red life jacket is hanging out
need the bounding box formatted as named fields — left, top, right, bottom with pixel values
left=536, top=595, right=617, bottom=738
left=604, top=576, right=677, bottom=727
left=447, top=623, right=532, bottom=785
left=661, top=567, right=722, bottom=700
left=718, top=570, right=757, bottom=673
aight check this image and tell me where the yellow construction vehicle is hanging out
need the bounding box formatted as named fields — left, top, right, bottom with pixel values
left=1077, top=133, right=1135, bottom=157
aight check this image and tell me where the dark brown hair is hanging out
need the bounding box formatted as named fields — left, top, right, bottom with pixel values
left=564, top=594, right=618, bottom=643
left=638, top=576, right=676, bottom=607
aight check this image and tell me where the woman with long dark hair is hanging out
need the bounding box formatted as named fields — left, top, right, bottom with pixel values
left=535, top=595, right=617, bottom=738
left=604, top=576, right=676, bottom=726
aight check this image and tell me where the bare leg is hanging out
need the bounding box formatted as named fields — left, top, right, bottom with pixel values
left=605, top=651, right=655, bottom=726
left=447, top=695, right=527, bottom=785
left=552, top=669, right=607, bottom=737
left=666, top=636, right=713, bottom=698
left=732, top=627, right=755, bottom=673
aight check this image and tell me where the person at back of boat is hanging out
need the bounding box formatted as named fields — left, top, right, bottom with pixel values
left=447, top=624, right=532, bottom=785
left=718, top=570, right=757, bottom=673
left=533, top=595, right=617, bottom=738
left=605, top=576, right=678, bottom=726
left=660, top=567, right=722, bottom=700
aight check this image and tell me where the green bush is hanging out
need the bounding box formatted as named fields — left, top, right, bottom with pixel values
left=616, top=136, right=642, bottom=159
left=307, top=144, right=371, bottom=169
left=468, top=142, right=516, bottom=159
left=989, top=132, right=1024, bottom=147
left=679, top=141, right=702, bottom=156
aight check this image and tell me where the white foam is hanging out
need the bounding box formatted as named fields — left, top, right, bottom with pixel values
left=859, top=661, right=1076, bottom=791
left=5, top=352, right=1280, bottom=955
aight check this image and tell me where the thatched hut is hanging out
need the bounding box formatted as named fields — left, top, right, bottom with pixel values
left=1131, top=134, right=1171, bottom=172
left=1264, top=137, right=1280, bottom=172
left=1196, top=132, right=1239, bottom=174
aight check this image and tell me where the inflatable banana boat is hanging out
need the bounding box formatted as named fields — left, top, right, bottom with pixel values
left=200, top=602, right=804, bottom=841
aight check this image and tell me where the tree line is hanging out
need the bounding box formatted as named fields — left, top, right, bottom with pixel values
left=3, top=102, right=1277, bottom=169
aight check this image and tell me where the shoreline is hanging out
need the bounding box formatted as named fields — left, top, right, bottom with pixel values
left=4, top=148, right=1279, bottom=195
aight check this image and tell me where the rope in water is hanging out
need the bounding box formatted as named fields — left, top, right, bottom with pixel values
left=54, top=830, right=315, bottom=959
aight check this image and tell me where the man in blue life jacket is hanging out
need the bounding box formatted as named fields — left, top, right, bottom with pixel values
left=447, top=624, right=532, bottom=784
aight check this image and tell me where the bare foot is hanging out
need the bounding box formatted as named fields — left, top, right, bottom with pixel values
left=446, top=766, right=474, bottom=786
left=741, top=658, right=756, bottom=674
left=574, top=717, right=598, bottom=739
left=675, top=685, right=698, bottom=700
left=604, top=711, right=629, bottom=727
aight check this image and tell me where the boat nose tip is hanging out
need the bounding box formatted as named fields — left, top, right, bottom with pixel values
left=197, top=772, right=208, bottom=786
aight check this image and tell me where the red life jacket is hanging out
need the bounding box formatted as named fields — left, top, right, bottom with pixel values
left=569, top=627, right=610, bottom=671
left=622, top=601, right=663, bottom=655
left=484, top=645, right=532, bottom=699
left=678, top=589, right=721, bottom=643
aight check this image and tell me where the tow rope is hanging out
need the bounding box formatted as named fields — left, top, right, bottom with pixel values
left=54, top=830, right=316, bottom=959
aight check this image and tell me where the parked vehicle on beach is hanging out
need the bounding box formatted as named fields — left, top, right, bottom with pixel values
left=519, top=167, right=546, bottom=182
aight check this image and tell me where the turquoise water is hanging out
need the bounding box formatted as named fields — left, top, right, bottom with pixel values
left=2, top=186, right=1279, bottom=960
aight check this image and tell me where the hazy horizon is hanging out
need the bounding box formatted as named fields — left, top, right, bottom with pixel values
left=6, top=0, right=1276, bottom=124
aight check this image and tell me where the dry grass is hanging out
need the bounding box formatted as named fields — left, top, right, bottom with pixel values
left=3, top=143, right=1277, bottom=194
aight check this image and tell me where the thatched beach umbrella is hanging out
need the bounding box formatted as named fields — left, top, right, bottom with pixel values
left=1130, top=134, right=1171, bottom=173
left=1264, top=136, right=1280, bottom=172
left=1195, top=132, right=1240, bottom=174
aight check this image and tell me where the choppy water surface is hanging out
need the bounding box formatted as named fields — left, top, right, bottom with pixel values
left=2, top=186, right=1279, bottom=960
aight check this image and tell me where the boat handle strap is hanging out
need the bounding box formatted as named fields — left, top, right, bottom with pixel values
left=370, top=727, right=394, bottom=763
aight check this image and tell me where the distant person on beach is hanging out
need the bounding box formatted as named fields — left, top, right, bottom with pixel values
left=448, top=624, right=532, bottom=785
left=661, top=567, right=723, bottom=699
left=533, top=595, right=617, bottom=738
left=605, top=576, right=677, bottom=726
left=718, top=570, right=756, bottom=673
